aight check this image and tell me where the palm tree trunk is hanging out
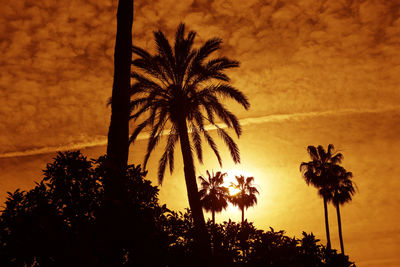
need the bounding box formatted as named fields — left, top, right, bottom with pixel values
left=241, top=206, right=244, bottom=225
left=177, top=114, right=211, bottom=259
left=212, top=210, right=215, bottom=224
left=105, top=0, right=132, bottom=196
left=323, top=197, right=331, bottom=250
left=336, top=204, right=344, bottom=254
left=99, top=0, right=133, bottom=264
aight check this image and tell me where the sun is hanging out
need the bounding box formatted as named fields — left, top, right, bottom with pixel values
left=223, top=175, right=240, bottom=196
left=222, top=169, right=255, bottom=196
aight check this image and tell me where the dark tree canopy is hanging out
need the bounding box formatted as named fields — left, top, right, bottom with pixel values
left=0, top=151, right=167, bottom=266
left=230, top=175, right=259, bottom=224
left=0, top=150, right=356, bottom=266
left=198, top=171, right=230, bottom=224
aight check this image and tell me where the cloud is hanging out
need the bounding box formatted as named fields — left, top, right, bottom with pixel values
left=0, top=0, right=117, bottom=153
left=2, top=105, right=399, bottom=158
left=1, top=0, right=400, bottom=159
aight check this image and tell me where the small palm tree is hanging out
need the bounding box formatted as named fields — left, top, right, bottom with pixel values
left=198, top=171, right=230, bottom=224
left=300, top=144, right=343, bottom=250
left=230, top=175, right=259, bottom=224
left=330, top=166, right=356, bottom=255
left=129, top=23, right=250, bottom=255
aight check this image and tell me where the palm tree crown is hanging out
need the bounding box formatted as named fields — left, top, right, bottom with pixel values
left=300, top=144, right=343, bottom=189
left=198, top=171, right=230, bottom=224
left=129, top=23, right=250, bottom=184
left=330, top=167, right=356, bottom=207
left=230, top=175, right=259, bottom=223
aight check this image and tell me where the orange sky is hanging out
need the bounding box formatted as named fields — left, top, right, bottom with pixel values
left=1, top=0, right=400, bottom=266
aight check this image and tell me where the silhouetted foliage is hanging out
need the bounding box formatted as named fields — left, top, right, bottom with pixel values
left=300, top=145, right=357, bottom=255
left=300, top=144, right=344, bottom=250
left=164, top=211, right=356, bottom=266
left=230, top=175, right=259, bottom=224
left=0, top=151, right=356, bottom=266
left=198, top=171, right=230, bottom=224
left=0, top=151, right=168, bottom=266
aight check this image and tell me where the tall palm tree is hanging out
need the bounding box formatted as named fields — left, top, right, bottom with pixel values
left=106, top=0, right=133, bottom=195
left=230, top=175, right=259, bottom=224
left=300, top=144, right=343, bottom=250
left=99, top=0, right=133, bottom=264
left=129, top=23, right=250, bottom=256
left=330, top=166, right=356, bottom=255
left=198, top=171, right=230, bottom=224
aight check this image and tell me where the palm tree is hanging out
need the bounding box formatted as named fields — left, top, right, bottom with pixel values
left=198, top=171, right=230, bottom=224
left=330, top=166, right=356, bottom=255
left=230, top=175, right=259, bottom=224
left=100, top=0, right=133, bottom=264
left=129, top=23, right=250, bottom=256
left=300, top=144, right=343, bottom=250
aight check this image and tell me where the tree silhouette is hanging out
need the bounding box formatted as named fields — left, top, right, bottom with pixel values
left=128, top=23, right=250, bottom=257
left=0, top=151, right=357, bottom=266
left=300, top=144, right=343, bottom=250
left=0, top=151, right=170, bottom=266
left=329, top=166, right=356, bottom=255
left=107, top=0, right=132, bottom=168
left=103, top=0, right=133, bottom=263
left=198, top=171, right=230, bottom=224
left=230, top=175, right=259, bottom=224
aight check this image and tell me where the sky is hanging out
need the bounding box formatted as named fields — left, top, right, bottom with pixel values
left=1, top=0, right=400, bottom=265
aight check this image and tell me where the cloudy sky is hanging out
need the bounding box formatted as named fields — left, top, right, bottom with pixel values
left=1, top=0, right=400, bottom=265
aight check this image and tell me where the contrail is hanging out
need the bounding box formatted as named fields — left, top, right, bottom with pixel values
left=237, top=106, right=400, bottom=126
left=1, top=106, right=399, bottom=158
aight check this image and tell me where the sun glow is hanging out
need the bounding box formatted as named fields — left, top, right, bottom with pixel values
left=197, top=160, right=271, bottom=224
left=228, top=184, right=240, bottom=196
left=222, top=169, right=255, bottom=197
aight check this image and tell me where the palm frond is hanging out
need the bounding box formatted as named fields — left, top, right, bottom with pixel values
left=154, top=30, right=176, bottom=81
left=331, top=153, right=343, bottom=164
left=206, top=57, right=240, bottom=72
left=132, top=58, right=170, bottom=86
left=209, top=84, right=250, bottom=110
left=202, top=131, right=222, bottom=166
left=129, top=118, right=151, bottom=144
left=198, top=175, right=209, bottom=188
left=327, top=144, right=335, bottom=157
left=167, top=127, right=179, bottom=175
left=195, top=38, right=222, bottom=63
left=158, top=151, right=168, bottom=185
left=129, top=99, right=165, bottom=121
left=216, top=125, right=240, bottom=163
left=306, top=146, right=318, bottom=161
left=129, top=82, right=149, bottom=96
left=129, top=97, right=150, bottom=113
left=317, top=145, right=326, bottom=162
left=143, top=112, right=168, bottom=167
left=157, top=126, right=179, bottom=184
left=131, top=72, right=165, bottom=92
left=191, top=124, right=203, bottom=164
left=132, top=45, right=152, bottom=59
